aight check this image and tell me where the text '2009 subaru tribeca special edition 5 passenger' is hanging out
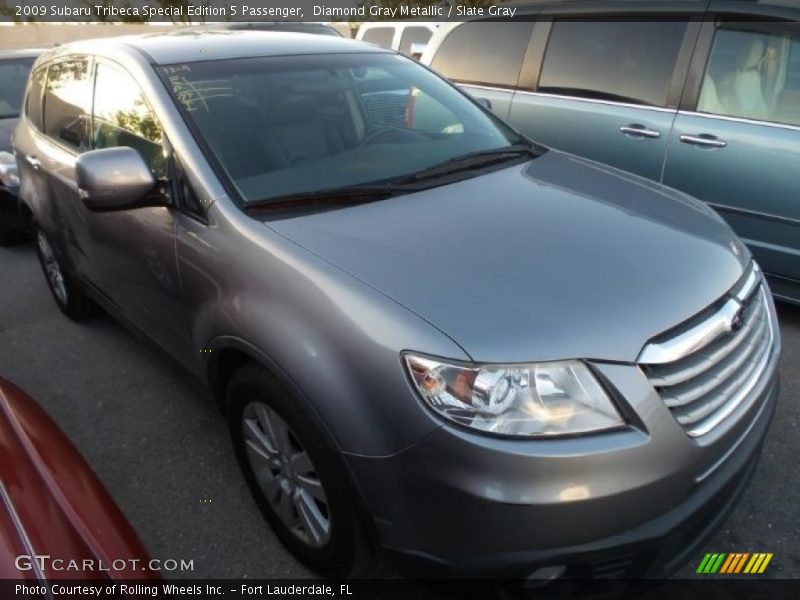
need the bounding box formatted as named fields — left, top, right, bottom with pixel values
left=14, top=31, right=780, bottom=586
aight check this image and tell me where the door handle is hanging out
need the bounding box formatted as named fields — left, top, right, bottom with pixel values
left=25, top=155, right=41, bottom=169
left=679, top=134, right=727, bottom=149
left=619, top=125, right=661, bottom=139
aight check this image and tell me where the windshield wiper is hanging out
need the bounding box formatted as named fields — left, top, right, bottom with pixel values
left=243, top=184, right=413, bottom=212
left=243, top=143, right=543, bottom=212
left=391, top=143, right=542, bottom=184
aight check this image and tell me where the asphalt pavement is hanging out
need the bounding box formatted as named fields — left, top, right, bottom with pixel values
left=0, top=243, right=798, bottom=584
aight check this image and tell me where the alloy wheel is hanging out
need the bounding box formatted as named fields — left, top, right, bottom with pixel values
left=37, top=231, right=68, bottom=305
left=242, top=402, right=332, bottom=548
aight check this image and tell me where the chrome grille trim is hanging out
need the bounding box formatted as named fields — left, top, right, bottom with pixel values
left=658, top=304, right=769, bottom=405
left=638, top=262, right=760, bottom=365
left=733, top=262, right=761, bottom=302
left=640, top=264, right=774, bottom=437
left=646, top=299, right=764, bottom=387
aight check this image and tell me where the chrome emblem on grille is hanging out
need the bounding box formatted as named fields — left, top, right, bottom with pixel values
left=729, top=303, right=746, bottom=332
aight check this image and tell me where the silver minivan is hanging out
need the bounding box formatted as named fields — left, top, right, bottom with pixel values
left=14, top=31, right=780, bottom=588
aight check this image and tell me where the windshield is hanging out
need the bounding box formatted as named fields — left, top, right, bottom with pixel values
left=0, top=57, right=36, bottom=118
left=159, top=53, right=522, bottom=204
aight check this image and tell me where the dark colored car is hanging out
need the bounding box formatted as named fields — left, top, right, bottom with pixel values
left=0, top=377, right=159, bottom=585
left=13, top=32, right=780, bottom=587
left=423, top=0, right=800, bottom=305
left=0, top=49, right=39, bottom=245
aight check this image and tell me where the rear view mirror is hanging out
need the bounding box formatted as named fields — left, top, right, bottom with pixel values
left=58, top=118, right=85, bottom=147
left=409, top=43, right=428, bottom=60
left=76, top=147, right=159, bottom=211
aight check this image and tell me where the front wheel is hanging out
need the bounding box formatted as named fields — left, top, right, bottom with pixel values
left=34, top=226, right=96, bottom=321
left=227, top=363, right=374, bottom=577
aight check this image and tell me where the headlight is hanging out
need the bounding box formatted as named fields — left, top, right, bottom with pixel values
left=0, top=151, right=19, bottom=187
left=404, top=354, right=624, bottom=437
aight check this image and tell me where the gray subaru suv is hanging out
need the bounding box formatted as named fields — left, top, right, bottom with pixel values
left=13, top=31, right=780, bottom=585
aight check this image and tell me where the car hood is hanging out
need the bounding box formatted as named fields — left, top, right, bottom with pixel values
left=265, top=151, right=749, bottom=363
left=0, top=117, right=17, bottom=153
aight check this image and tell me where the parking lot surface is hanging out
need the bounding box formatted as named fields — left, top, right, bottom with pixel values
left=1, top=243, right=798, bottom=583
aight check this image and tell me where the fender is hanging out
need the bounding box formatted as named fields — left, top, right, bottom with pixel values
left=204, top=334, right=344, bottom=453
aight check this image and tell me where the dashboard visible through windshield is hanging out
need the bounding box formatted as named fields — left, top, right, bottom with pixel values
left=159, top=52, right=524, bottom=205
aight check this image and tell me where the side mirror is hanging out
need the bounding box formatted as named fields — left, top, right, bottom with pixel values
left=76, top=147, right=159, bottom=211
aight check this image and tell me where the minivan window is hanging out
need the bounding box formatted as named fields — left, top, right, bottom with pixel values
left=431, top=21, right=534, bottom=88
left=697, top=24, right=800, bottom=127
left=362, top=27, right=394, bottom=49
left=0, top=56, right=36, bottom=118
left=24, top=64, right=47, bottom=130
left=160, top=53, right=522, bottom=204
left=539, top=20, right=689, bottom=107
left=43, top=59, right=91, bottom=151
left=93, top=63, right=165, bottom=177
left=399, top=27, right=432, bottom=56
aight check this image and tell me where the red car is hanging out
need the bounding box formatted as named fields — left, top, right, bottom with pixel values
left=0, top=377, right=159, bottom=587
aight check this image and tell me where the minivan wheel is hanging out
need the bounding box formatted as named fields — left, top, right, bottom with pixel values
left=34, top=226, right=96, bottom=320
left=227, top=364, right=373, bottom=577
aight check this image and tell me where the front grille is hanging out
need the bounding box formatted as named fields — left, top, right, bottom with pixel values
left=640, top=265, right=773, bottom=437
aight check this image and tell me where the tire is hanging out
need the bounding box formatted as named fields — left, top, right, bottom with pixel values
left=34, top=225, right=96, bottom=321
left=227, top=363, right=374, bottom=577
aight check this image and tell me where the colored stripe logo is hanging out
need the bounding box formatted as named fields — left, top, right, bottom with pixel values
left=697, top=552, right=773, bottom=574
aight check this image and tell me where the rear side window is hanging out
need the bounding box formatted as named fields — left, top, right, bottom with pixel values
left=399, top=27, right=433, bottom=56
left=431, top=21, right=534, bottom=88
left=697, top=23, right=800, bottom=127
left=362, top=27, right=394, bottom=49
left=539, top=20, right=689, bottom=107
left=93, top=63, right=165, bottom=177
left=43, top=58, right=92, bottom=151
left=25, top=64, right=47, bottom=131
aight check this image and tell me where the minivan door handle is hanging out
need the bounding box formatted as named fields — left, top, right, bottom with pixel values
left=619, top=124, right=661, bottom=139
left=25, top=155, right=41, bottom=169
left=679, top=134, right=728, bottom=149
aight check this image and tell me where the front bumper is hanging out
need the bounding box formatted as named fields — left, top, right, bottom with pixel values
left=344, top=352, right=779, bottom=580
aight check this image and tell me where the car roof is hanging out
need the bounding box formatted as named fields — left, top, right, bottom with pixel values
left=214, top=22, right=343, bottom=36
left=47, top=30, right=382, bottom=66
left=0, top=48, right=45, bottom=60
